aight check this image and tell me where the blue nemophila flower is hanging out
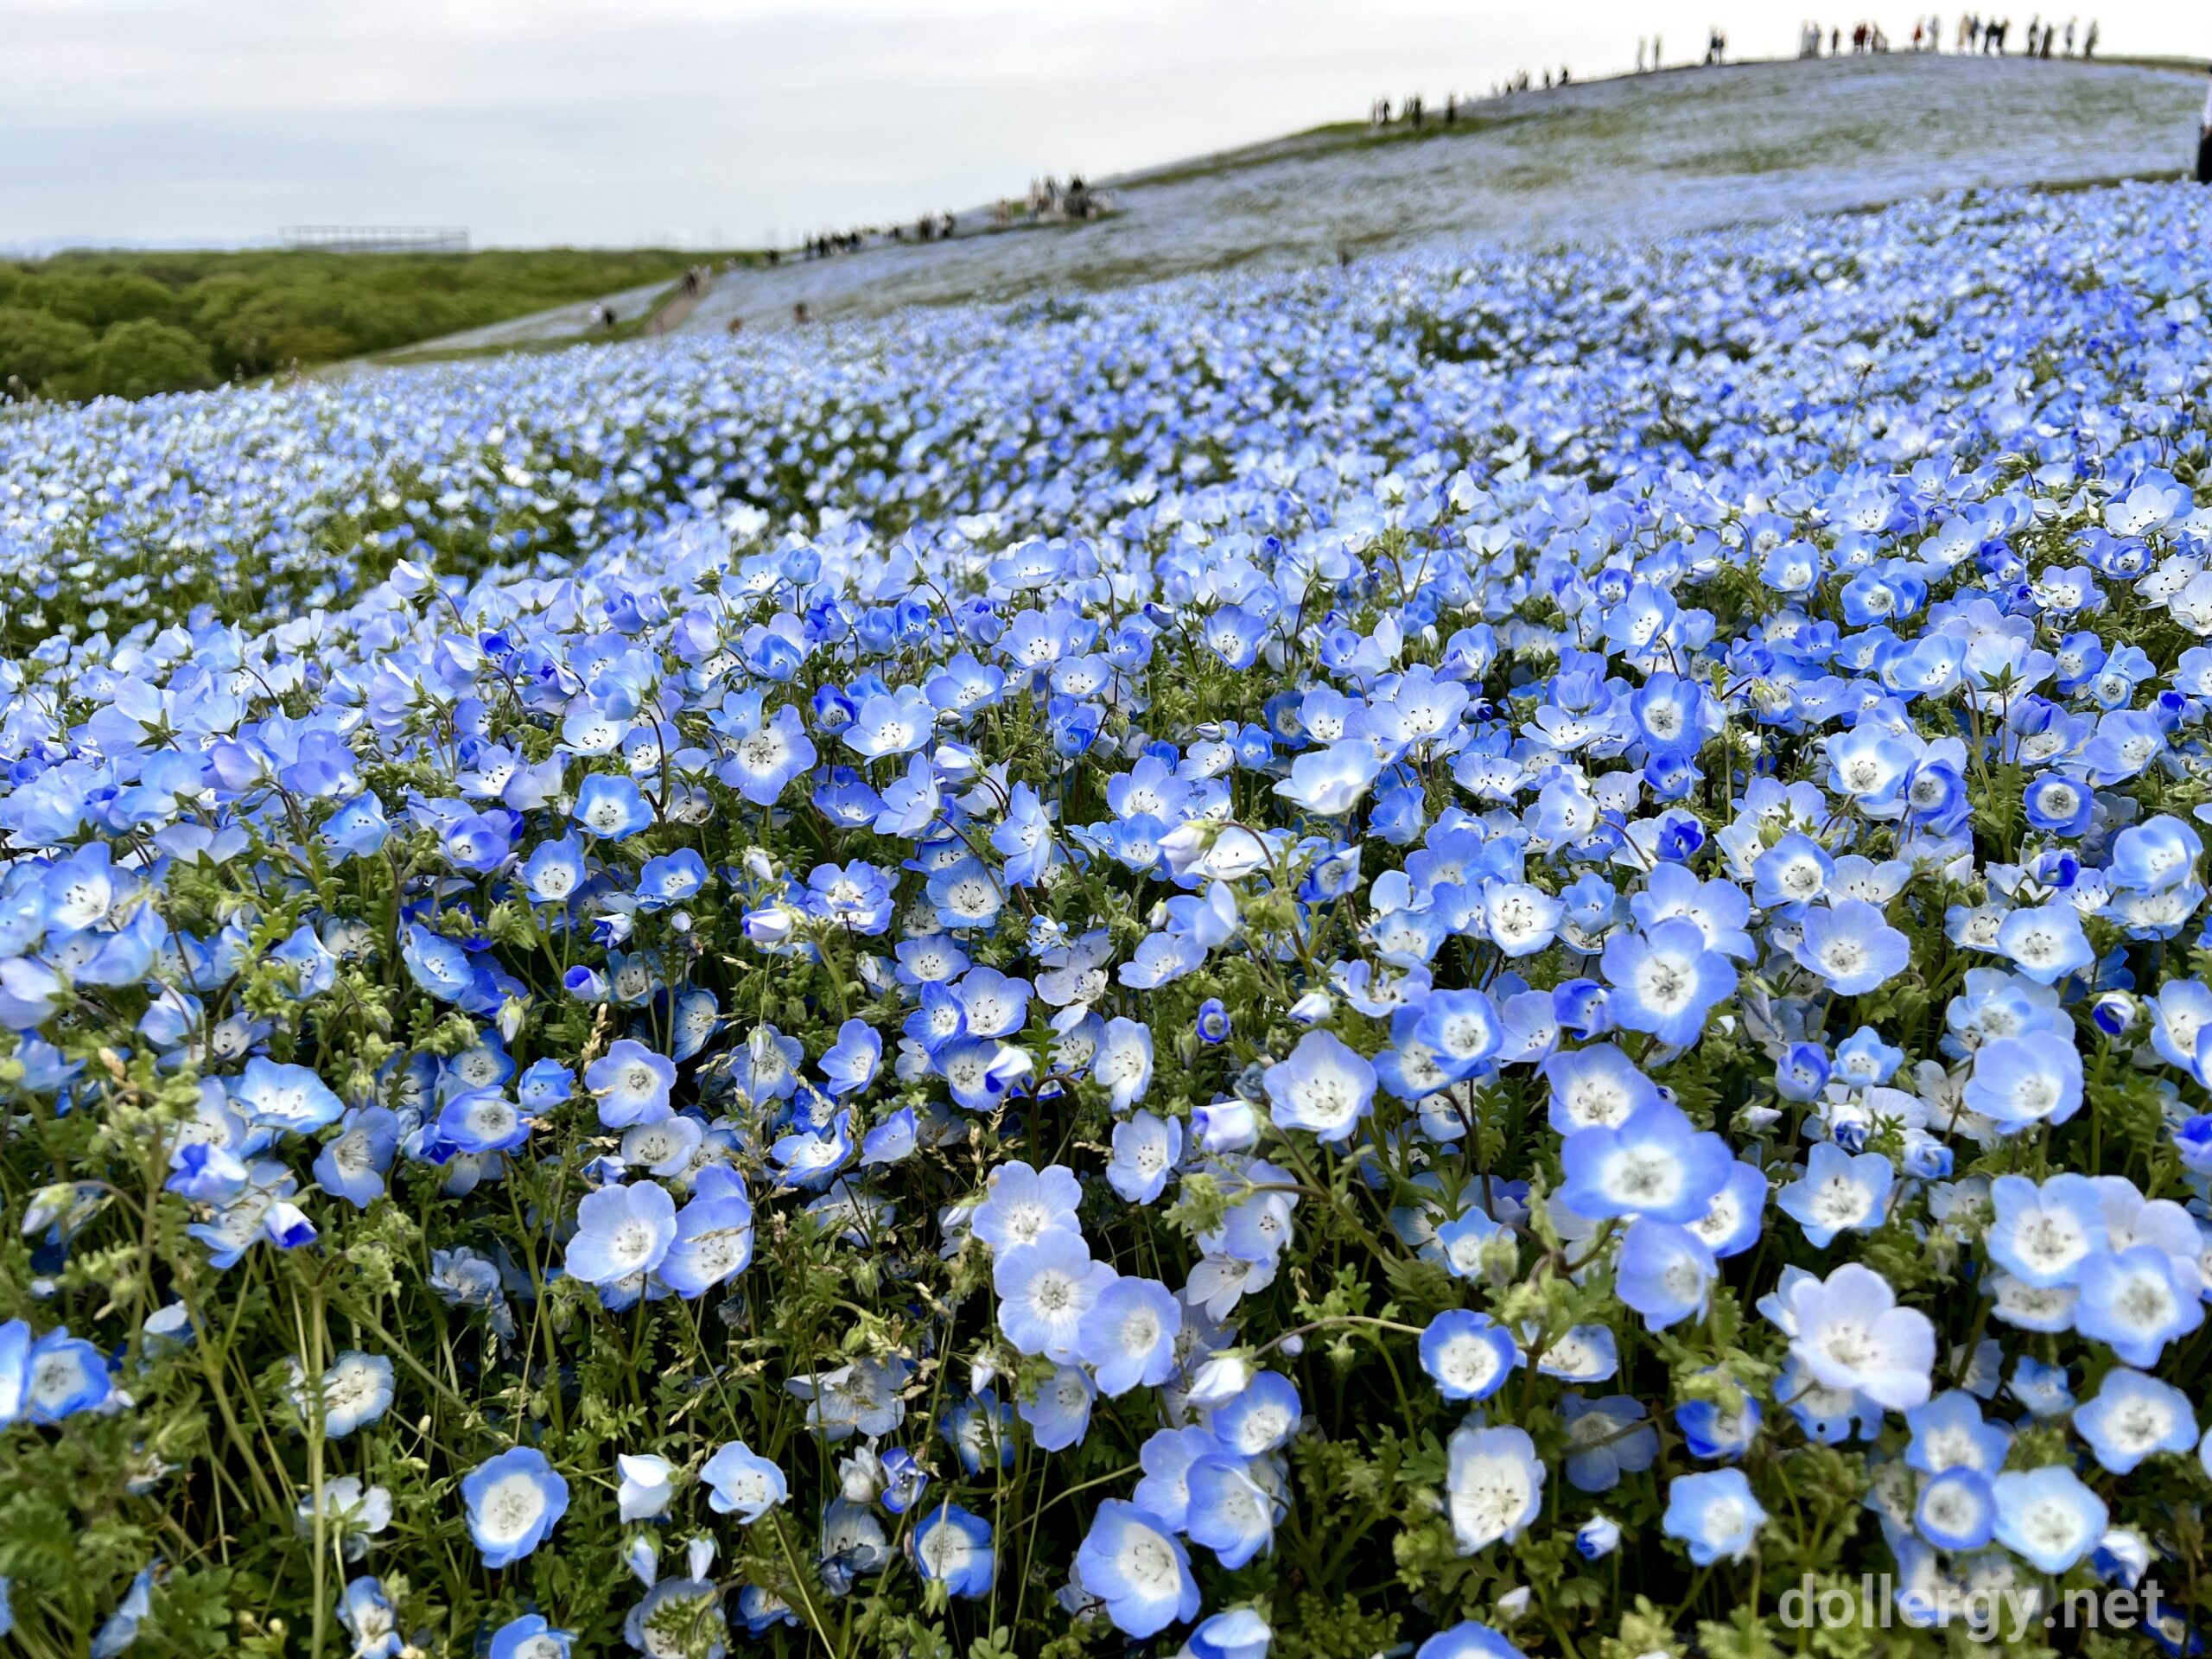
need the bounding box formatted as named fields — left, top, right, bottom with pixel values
left=300, top=1351, right=392, bottom=1438
left=616, top=1453, right=675, bottom=1522
left=1077, top=1276, right=1181, bottom=1397
left=1963, top=1032, right=2083, bottom=1131
left=1262, top=1029, right=1376, bottom=1144
left=714, top=697, right=817, bottom=805
left=1414, top=1622, right=1521, bottom=1659
left=1444, top=1422, right=1542, bottom=1554
left=1274, top=738, right=1383, bottom=817
left=1991, top=1465, right=2107, bottom=1573
left=1561, top=1394, right=1657, bottom=1492
left=231, top=1058, right=345, bottom=1136
left=400, top=925, right=476, bottom=1004
left=1777, top=1142, right=1894, bottom=1247
left=587, top=1039, right=676, bottom=1128
left=336, top=1576, right=399, bottom=1658
left=1185, top=1607, right=1271, bottom=1659
left=1017, top=1364, right=1096, bottom=1452
left=1195, top=998, right=1231, bottom=1043
left=1559, top=1103, right=1730, bottom=1224
left=462, top=1446, right=567, bottom=1568
left=660, top=1166, right=754, bottom=1296
left=1662, top=1467, right=1764, bottom=1564
left=1105, top=1111, right=1181, bottom=1205
left=1983, top=1173, right=2104, bottom=1286
left=1614, top=1217, right=1718, bottom=1330
left=1994, top=902, right=2094, bottom=986
left=314, top=1107, right=400, bottom=1208
left=910, top=1501, right=993, bottom=1598
left=969, top=1160, right=1082, bottom=1251
left=700, top=1440, right=786, bottom=1522
left=1211, top=1372, right=1301, bottom=1456
left=817, top=1019, right=882, bottom=1097
left=23, top=1326, right=111, bottom=1422
left=1675, top=1387, right=1760, bottom=1461
left=1791, top=899, right=1910, bottom=996
left=628, top=1579, right=728, bottom=1651
left=1913, top=1466, right=1995, bottom=1552
left=1417, top=1310, right=1516, bottom=1401
left=2075, top=1245, right=2203, bottom=1366
left=1075, top=1501, right=1199, bottom=1639
left=2074, top=1367, right=2196, bottom=1474
left=1185, top=1455, right=1279, bottom=1568
left=1541, top=1042, right=1661, bottom=1133
left=487, top=1614, right=573, bottom=1659
left=1903, top=1390, right=2007, bottom=1474
left=995, top=1231, right=1111, bottom=1362
left=563, top=1181, right=676, bottom=1290
left=635, top=848, right=708, bottom=911
left=436, top=1089, right=530, bottom=1155
left=858, top=1106, right=916, bottom=1166
left=1576, top=1515, right=1622, bottom=1561
left=1785, top=1262, right=1935, bottom=1411
left=571, top=772, right=653, bottom=840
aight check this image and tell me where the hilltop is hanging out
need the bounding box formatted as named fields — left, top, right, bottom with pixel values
left=671, top=53, right=2202, bottom=334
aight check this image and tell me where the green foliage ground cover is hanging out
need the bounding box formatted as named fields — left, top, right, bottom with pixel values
left=0, top=249, right=745, bottom=403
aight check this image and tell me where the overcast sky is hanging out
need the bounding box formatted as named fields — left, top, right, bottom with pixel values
left=4, top=1, right=2202, bottom=251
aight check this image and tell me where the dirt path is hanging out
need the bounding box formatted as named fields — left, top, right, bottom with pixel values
left=643, top=270, right=715, bottom=334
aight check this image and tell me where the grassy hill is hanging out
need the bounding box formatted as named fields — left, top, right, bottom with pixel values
left=672, top=53, right=2209, bottom=336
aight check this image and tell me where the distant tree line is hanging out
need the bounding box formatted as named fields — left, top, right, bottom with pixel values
left=0, top=247, right=746, bottom=402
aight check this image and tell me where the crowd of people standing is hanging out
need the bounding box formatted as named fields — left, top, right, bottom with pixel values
left=1797, top=14, right=2097, bottom=57
left=793, top=176, right=1109, bottom=264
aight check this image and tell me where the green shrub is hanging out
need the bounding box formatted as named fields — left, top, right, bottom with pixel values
left=75, top=319, right=219, bottom=399
left=0, top=306, right=96, bottom=398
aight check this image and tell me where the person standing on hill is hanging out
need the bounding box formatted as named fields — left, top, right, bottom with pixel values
left=2199, top=67, right=2212, bottom=186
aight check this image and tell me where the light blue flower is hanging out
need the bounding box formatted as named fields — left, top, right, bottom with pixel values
left=1914, top=1467, right=1995, bottom=1552
left=1963, top=1033, right=2083, bottom=1130
left=461, top=1446, right=567, bottom=1568
left=25, top=1327, right=111, bottom=1423
left=1417, top=1310, right=1516, bottom=1402
left=1185, top=1454, right=1278, bottom=1568
left=1444, top=1423, right=1542, bottom=1553
left=1558, top=1103, right=1731, bottom=1224
left=910, top=1501, right=994, bottom=1598
left=1414, top=1622, right=1521, bottom=1659
left=699, top=1440, right=786, bottom=1522
left=586, top=1039, right=677, bottom=1128
left=1776, top=1142, right=1894, bottom=1247
left=995, top=1231, right=1110, bottom=1361
left=2075, top=1245, right=2204, bottom=1366
left=1614, top=1217, right=1717, bottom=1330
left=1792, top=899, right=1910, bottom=996
left=2074, top=1367, right=2197, bottom=1474
left=1074, top=1501, right=1199, bottom=1638
left=488, top=1613, right=574, bottom=1659
left=1187, top=1606, right=1272, bottom=1659
left=1662, top=1467, right=1764, bottom=1564
left=571, top=772, right=653, bottom=840
left=1992, top=1465, right=2107, bottom=1573
left=336, top=1576, right=400, bottom=1659
left=1561, top=1393, right=1657, bottom=1492
left=1017, top=1364, right=1096, bottom=1452
left=563, top=1181, right=676, bottom=1289
left=1077, top=1275, right=1181, bottom=1396
left=1262, top=1029, right=1376, bottom=1144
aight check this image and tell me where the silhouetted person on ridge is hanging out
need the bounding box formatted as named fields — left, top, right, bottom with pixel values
left=2198, top=67, right=2212, bottom=186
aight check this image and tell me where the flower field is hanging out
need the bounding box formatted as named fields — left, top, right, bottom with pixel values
left=5, top=179, right=2212, bottom=1657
